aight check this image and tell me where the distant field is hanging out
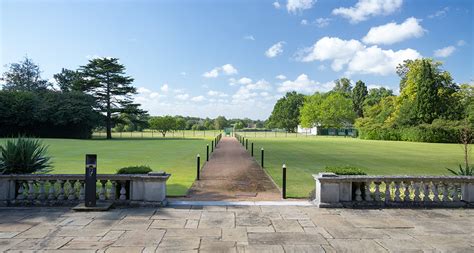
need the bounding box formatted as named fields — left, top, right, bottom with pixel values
left=250, top=137, right=469, bottom=198
left=1, top=138, right=213, bottom=196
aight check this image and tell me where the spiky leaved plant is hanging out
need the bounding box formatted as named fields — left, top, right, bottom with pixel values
left=447, top=165, right=473, bottom=176
left=0, top=137, right=52, bottom=174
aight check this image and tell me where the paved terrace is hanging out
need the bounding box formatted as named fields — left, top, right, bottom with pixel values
left=0, top=206, right=472, bottom=252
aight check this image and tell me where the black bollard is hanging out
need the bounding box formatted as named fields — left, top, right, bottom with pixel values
left=211, top=141, right=214, bottom=152
left=282, top=164, right=287, bottom=199
left=206, top=144, right=209, bottom=161
left=261, top=148, right=264, bottom=168
left=197, top=154, right=201, bottom=180
left=85, top=154, right=97, bottom=207
left=245, top=139, right=248, bottom=150
left=251, top=143, right=254, bottom=156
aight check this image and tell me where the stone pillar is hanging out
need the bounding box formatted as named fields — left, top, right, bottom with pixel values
left=130, top=172, right=170, bottom=206
left=313, top=173, right=343, bottom=207
left=461, top=182, right=474, bottom=203
left=0, top=177, right=14, bottom=205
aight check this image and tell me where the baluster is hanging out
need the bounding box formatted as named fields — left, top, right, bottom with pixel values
left=413, top=182, right=421, bottom=202
left=364, top=181, right=372, bottom=201
left=452, top=183, right=460, bottom=201
left=119, top=181, right=127, bottom=200
left=68, top=180, right=77, bottom=200
left=403, top=181, right=411, bottom=202
left=27, top=180, right=36, bottom=200
left=17, top=181, right=25, bottom=200
left=79, top=181, right=85, bottom=200
left=432, top=182, right=440, bottom=202
left=442, top=183, right=449, bottom=201
left=394, top=181, right=401, bottom=201
left=109, top=181, right=116, bottom=200
left=355, top=182, right=362, bottom=201
left=423, top=182, right=431, bottom=201
left=384, top=181, right=391, bottom=203
left=374, top=182, right=381, bottom=201
left=38, top=180, right=46, bottom=200
left=99, top=180, right=107, bottom=200
left=57, top=180, right=65, bottom=200
left=48, top=180, right=56, bottom=200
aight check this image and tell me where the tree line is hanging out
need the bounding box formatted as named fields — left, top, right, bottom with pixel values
left=267, top=58, right=473, bottom=143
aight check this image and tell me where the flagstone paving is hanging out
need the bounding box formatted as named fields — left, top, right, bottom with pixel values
left=0, top=206, right=472, bottom=252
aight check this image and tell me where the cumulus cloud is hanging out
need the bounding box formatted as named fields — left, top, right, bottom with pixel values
left=203, top=64, right=238, bottom=78
left=332, top=0, right=403, bottom=23
left=301, top=18, right=331, bottom=27
left=275, top=75, right=287, bottom=80
left=265, top=41, right=285, bottom=58
left=191, top=95, right=205, bottom=102
left=277, top=74, right=334, bottom=93
left=137, top=87, right=151, bottom=94
left=175, top=93, right=190, bottom=100
left=244, top=35, right=255, bottom=41
left=160, top=84, right=169, bottom=92
left=362, top=17, right=425, bottom=45
left=434, top=46, right=456, bottom=58
left=273, top=1, right=281, bottom=9
left=207, top=90, right=229, bottom=97
left=287, top=0, right=316, bottom=13
left=428, top=7, right=449, bottom=19
left=232, top=79, right=271, bottom=102
left=297, top=36, right=421, bottom=75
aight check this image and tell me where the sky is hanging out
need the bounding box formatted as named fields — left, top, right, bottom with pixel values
left=1, top=0, right=473, bottom=120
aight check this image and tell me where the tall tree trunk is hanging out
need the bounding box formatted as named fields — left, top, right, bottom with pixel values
left=106, top=74, right=112, bottom=139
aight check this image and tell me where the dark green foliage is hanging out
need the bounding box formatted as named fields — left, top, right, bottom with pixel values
left=324, top=166, right=367, bottom=175
left=332, top=77, right=352, bottom=97
left=446, top=165, right=473, bottom=176
left=0, top=90, right=99, bottom=138
left=267, top=92, right=305, bottom=132
left=116, top=165, right=152, bottom=174
left=352, top=80, right=368, bottom=118
left=149, top=116, right=177, bottom=137
left=214, top=116, right=228, bottom=130
left=0, top=137, right=52, bottom=174
left=364, top=87, right=394, bottom=107
left=415, top=60, right=439, bottom=124
left=1, top=57, right=50, bottom=91
left=53, top=68, right=86, bottom=92
left=80, top=58, right=144, bottom=139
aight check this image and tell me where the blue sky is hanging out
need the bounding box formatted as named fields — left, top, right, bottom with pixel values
left=1, top=0, right=473, bottom=119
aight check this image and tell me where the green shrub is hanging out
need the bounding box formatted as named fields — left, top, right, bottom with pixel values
left=446, top=165, right=473, bottom=176
left=116, top=165, right=152, bottom=174
left=324, top=166, right=367, bottom=175
left=0, top=137, right=52, bottom=174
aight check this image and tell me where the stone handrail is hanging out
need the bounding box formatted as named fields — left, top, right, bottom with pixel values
left=0, top=172, right=171, bottom=207
left=313, top=173, right=474, bottom=208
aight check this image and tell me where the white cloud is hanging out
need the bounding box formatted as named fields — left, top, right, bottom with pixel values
left=273, top=1, right=281, bottom=9
left=287, top=0, right=316, bottom=13
left=347, top=46, right=421, bottom=75
left=434, top=46, right=456, bottom=58
left=137, top=87, right=151, bottom=94
left=232, top=79, right=272, bottom=102
left=301, top=19, right=309, bottom=25
left=175, top=93, right=190, bottom=100
left=277, top=74, right=334, bottom=93
left=150, top=92, right=160, bottom=98
left=238, top=77, right=252, bottom=85
left=333, top=0, right=403, bottom=23
left=207, top=90, right=228, bottom=97
left=363, top=17, right=425, bottom=45
left=160, top=84, right=169, bottom=92
left=191, top=95, right=205, bottom=102
left=203, top=64, right=238, bottom=78
left=221, top=64, right=238, bottom=75
left=275, top=75, right=287, bottom=80
left=244, top=35, right=255, bottom=41
left=428, top=7, right=449, bottom=19
left=301, top=18, right=331, bottom=27
left=297, top=36, right=422, bottom=75
left=265, top=41, right=285, bottom=58
left=457, top=40, right=466, bottom=46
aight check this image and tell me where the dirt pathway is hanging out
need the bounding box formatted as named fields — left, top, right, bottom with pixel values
left=184, top=137, right=281, bottom=200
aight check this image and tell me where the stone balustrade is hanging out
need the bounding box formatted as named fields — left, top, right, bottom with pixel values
left=0, top=172, right=171, bottom=207
left=313, top=173, right=474, bottom=208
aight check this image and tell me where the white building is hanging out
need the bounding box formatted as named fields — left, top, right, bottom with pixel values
left=297, top=125, right=318, bottom=135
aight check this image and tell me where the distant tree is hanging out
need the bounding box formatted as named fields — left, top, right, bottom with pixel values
left=332, top=77, right=352, bottom=97
left=364, top=87, right=394, bottom=107
left=1, top=57, right=50, bottom=91
left=214, top=116, right=228, bottom=130
left=149, top=116, right=176, bottom=137
left=234, top=121, right=245, bottom=130
left=352, top=80, right=368, bottom=118
left=80, top=58, right=143, bottom=139
left=175, top=118, right=187, bottom=130
left=415, top=60, right=439, bottom=124
left=301, top=92, right=356, bottom=128
left=268, top=91, right=305, bottom=132
left=203, top=119, right=214, bottom=130
left=53, top=68, right=85, bottom=92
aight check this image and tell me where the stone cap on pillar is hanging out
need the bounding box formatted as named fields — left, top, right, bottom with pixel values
left=313, top=172, right=338, bottom=180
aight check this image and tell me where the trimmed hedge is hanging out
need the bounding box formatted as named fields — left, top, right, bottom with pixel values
left=116, top=165, right=152, bottom=174
left=324, top=166, right=367, bottom=175
left=357, top=120, right=464, bottom=143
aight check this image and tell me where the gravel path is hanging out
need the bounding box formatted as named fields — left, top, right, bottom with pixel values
left=185, top=137, right=281, bottom=200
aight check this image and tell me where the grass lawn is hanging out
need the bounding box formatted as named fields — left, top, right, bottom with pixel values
left=250, top=137, right=470, bottom=198
left=1, top=138, right=213, bottom=196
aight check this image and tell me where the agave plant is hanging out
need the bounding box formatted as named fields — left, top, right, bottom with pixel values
left=446, top=165, right=473, bottom=176
left=0, top=137, right=52, bottom=174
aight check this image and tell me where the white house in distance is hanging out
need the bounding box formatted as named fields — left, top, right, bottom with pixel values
left=297, top=125, right=318, bottom=135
